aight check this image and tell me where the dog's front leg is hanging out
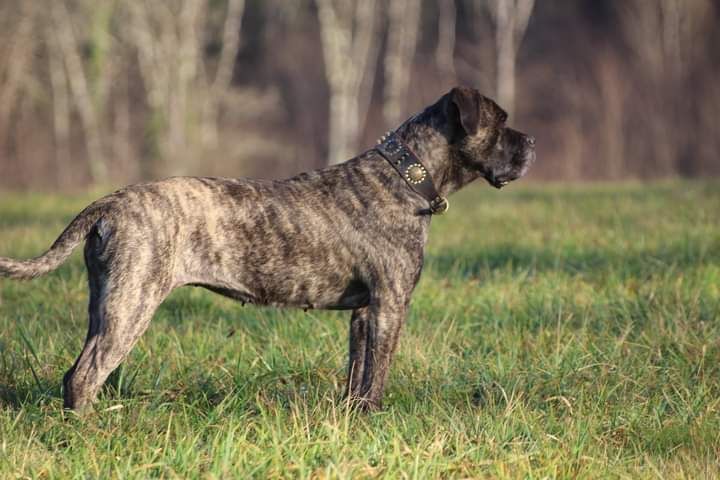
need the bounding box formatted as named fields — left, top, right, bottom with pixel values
left=347, top=307, right=370, bottom=398
left=351, top=300, right=408, bottom=410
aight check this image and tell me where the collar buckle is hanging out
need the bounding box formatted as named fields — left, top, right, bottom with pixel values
left=429, top=196, right=449, bottom=214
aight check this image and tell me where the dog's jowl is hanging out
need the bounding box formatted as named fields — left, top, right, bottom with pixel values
left=0, top=87, right=535, bottom=411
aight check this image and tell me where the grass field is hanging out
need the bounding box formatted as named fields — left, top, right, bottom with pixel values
left=0, top=181, right=719, bottom=478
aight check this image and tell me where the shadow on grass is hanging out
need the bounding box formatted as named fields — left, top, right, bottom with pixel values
left=426, top=241, right=720, bottom=279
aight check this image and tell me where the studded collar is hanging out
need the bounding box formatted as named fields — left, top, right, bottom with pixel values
left=374, top=132, right=449, bottom=215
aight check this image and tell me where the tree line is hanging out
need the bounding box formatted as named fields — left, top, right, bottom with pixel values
left=0, top=0, right=717, bottom=190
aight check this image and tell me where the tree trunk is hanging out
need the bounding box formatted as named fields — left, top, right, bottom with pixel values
left=436, top=0, right=457, bottom=81
left=494, top=0, right=515, bottom=116
left=383, top=0, right=422, bottom=126
left=316, top=0, right=379, bottom=165
left=486, top=0, right=535, bottom=119
left=0, top=4, right=35, bottom=151
left=201, top=0, right=246, bottom=148
left=127, top=0, right=245, bottom=175
left=45, top=25, right=72, bottom=188
left=51, top=1, right=107, bottom=183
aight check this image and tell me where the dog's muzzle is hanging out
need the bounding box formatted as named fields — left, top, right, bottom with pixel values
left=488, top=135, right=536, bottom=189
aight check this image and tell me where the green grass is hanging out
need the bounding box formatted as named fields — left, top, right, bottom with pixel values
left=1, top=181, right=719, bottom=478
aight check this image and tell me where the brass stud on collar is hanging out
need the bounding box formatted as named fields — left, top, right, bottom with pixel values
left=384, top=139, right=402, bottom=154
left=377, top=130, right=396, bottom=145
left=405, top=163, right=427, bottom=184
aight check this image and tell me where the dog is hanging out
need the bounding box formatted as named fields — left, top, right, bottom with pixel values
left=0, top=87, right=535, bottom=411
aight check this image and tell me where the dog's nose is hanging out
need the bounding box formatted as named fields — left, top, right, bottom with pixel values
left=525, top=136, right=535, bottom=147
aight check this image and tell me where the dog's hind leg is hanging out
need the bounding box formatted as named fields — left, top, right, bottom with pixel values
left=63, top=226, right=172, bottom=411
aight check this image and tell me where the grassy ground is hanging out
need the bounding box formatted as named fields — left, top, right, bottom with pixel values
left=0, top=181, right=719, bottom=478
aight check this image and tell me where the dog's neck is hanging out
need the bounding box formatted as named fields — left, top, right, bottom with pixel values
left=396, top=121, right=483, bottom=198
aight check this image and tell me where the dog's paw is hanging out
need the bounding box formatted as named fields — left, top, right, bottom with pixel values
left=344, top=394, right=383, bottom=413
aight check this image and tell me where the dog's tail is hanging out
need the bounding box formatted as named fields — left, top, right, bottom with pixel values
left=0, top=198, right=114, bottom=280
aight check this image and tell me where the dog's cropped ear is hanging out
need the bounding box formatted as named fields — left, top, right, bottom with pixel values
left=447, top=86, right=481, bottom=136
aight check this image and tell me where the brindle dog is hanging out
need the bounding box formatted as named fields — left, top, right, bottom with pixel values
left=0, top=87, right=535, bottom=411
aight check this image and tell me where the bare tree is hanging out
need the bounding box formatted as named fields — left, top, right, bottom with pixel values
left=110, top=47, right=135, bottom=182
left=483, top=0, right=535, bottom=119
left=201, top=0, right=246, bottom=147
left=621, top=0, right=712, bottom=79
left=45, top=22, right=72, bottom=186
left=50, top=0, right=110, bottom=183
left=0, top=3, right=36, bottom=151
left=126, top=0, right=202, bottom=174
left=315, top=0, right=380, bottom=165
left=595, top=53, right=628, bottom=180
left=619, top=0, right=714, bottom=175
left=436, top=0, right=457, bottom=81
left=383, top=0, right=422, bottom=125
left=125, top=0, right=245, bottom=174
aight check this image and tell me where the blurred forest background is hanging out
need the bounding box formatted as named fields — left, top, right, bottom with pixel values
left=0, top=0, right=718, bottom=191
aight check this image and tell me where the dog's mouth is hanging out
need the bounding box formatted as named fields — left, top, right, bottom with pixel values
left=488, top=176, right=510, bottom=189
left=485, top=169, right=514, bottom=189
left=486, top=148, right=535, bottom=189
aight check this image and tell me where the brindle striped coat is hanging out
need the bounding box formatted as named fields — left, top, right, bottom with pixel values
left=0, top=87, right=535, bottom=411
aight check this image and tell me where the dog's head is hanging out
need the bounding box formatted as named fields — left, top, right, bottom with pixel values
left=441, top=86, right=535, bottom=189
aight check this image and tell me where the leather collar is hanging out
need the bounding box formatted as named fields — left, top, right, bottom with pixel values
left=374, top=132, right=449, bottom=215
